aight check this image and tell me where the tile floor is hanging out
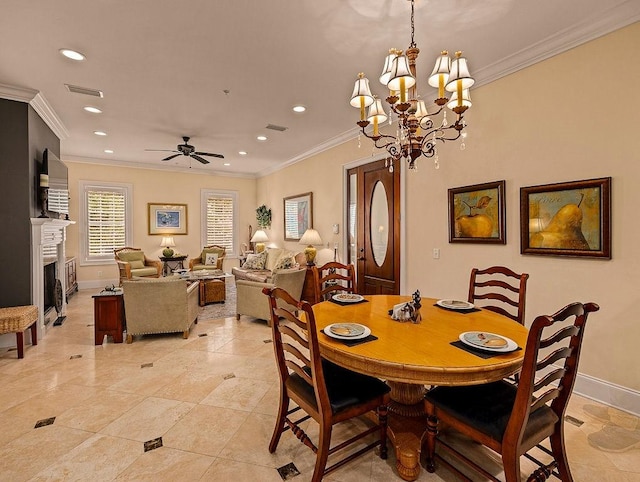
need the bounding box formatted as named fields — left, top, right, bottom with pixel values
left=0, top=289, right=638, bottom=481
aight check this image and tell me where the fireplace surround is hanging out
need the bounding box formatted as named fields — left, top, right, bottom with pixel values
left=30, top=218, right=74, bottom=336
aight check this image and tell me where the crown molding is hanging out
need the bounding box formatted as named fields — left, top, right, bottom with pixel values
left=0, top=83, right=69, bottom=140
left=63, top=155, right=257, bottom=179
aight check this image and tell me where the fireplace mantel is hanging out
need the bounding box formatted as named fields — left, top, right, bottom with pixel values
left=30, top=218, right=75, bottom=336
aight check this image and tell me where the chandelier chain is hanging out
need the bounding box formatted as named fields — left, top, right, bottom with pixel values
left=410, top=0, right=416, bottom=48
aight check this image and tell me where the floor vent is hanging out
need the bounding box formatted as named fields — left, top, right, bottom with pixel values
left=65, top=84, right=104, bottom=97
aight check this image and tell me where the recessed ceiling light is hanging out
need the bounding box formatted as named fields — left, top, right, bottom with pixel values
left=104, top=149, right=114, bottom=154
left=223, top=163, right=231, bottom=166
left=59, top=48, right=85, bottom=61
left=93, top=131, right=107, bottom=136
left=293, top=105, right=306, bottom=113
left=238, top=151, right=247, bottom=156
left=257, top=135, right=267, bottom=141
left=84, top=106, right=102, bottom=114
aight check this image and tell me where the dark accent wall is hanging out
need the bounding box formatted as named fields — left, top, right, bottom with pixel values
left=0, top=98, right=60, bottom=307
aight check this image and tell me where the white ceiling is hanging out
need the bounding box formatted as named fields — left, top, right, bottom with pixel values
left=1, top=0, right=638, bottom=177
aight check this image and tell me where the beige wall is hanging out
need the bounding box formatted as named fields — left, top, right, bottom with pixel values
left=256, top=23, right=640, bottom=393
left=65, top=162, right=256, bottom=282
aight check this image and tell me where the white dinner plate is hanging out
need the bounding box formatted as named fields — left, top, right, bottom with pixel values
left=459, top=331, right=518, bottom=353
left=325, top=323, right=371, bottom=340
left=333, top=293, right=365, bottom=303
left=437, top=299, right=475, bottom=310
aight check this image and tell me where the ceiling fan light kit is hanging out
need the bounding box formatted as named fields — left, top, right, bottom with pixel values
left=146, top=136, right=224, bottom=164
left=350, top=0, right=474, bottom=172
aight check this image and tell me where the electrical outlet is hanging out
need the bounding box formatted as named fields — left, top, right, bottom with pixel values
left=332, top=223, right=339, bottom=234
left=432, top=248, right=440, bottom=259
left=97, top=270, right=103, bottom=278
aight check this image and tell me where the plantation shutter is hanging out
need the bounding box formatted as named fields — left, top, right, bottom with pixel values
left=206, top=196, right=234, bottom=250
left=87, top=189, right=127, bottom=257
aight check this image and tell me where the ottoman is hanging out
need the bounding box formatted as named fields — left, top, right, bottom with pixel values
left=0, top=305, right=38, bottom=359
left=199, top=278, right=226, bottom=306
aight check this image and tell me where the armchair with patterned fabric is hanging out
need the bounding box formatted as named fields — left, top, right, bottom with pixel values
left=114, top=247, right=162, bottom=285
left=189, top=245, right=226, bottom=271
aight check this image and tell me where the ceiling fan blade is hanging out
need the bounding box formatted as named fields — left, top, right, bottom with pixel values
left=145, top=149, right=179, bottom=153
left=162, top=154, right=182, bottom=161
left=191, top=154, right=210, bottom=164
left=194, top=151, right=225, bottom=159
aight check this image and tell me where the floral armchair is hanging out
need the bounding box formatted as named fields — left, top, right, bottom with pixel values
left=114, top=247, right=162, bottom=285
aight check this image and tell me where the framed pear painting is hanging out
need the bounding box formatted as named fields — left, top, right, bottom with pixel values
left=520, top=177, right=611, bottom=258
left=449, top=180, right=506, bottom=244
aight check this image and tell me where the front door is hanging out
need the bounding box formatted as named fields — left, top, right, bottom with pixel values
left=347, top=158, right=400, bottom=294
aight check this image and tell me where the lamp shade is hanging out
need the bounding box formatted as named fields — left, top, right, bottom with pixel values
left=379, top=49, right=398, bottom=86
left=299, top=228, right=323, bottom=246
left=445, top=53, right=475, bottom=92
left=160, top=236, right=175, bottom=248
left=428, top=51, right=451, bottom=88
left=367, top=98, right=388, bottom=124
left=414, top=100, right=430, bottom=120
left=250, top=230, right=269, bottom=243
left=349, top=74, right=374, bottom=108
left=386, top=54, right=416, bottom=92
left=447, top=88, right=472, bottom=110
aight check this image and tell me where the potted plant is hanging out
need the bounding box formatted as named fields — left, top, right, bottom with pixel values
left=256, top=204, right=272, bottom=229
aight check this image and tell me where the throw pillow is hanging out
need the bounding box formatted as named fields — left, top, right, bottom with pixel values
left=274, top=252, right=295, bottom=270
left=129, top=260, right=145, bottom=269
left=242, top=250, right=267, bottom=269
left=205, top=253, right=218, bottom=266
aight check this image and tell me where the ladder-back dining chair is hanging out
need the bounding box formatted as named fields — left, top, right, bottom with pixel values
left=424, top=301, right=599, bottom=482
left=468, top=266, right=530, bottom=324
left=312, top=261, right=356, bottom=303
left=263, top=286, right=390, bottom=482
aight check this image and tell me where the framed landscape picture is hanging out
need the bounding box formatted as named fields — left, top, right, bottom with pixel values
left=284, top=192, right=313, bottom=241
left=148, top=203, right=188, bottom=235
left=448, top=180, right=506, bottom=244
left=520, top=177, right=611, bottom=258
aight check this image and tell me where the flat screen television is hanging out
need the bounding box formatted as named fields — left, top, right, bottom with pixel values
left=42, top=148, right=69, bottom=217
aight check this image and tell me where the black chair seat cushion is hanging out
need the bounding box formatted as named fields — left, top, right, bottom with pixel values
left=288, top=359, right=390, bottom=414
left=425, top=381, right=558, bottom=445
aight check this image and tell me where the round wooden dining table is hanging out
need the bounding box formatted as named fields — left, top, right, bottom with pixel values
left=312, top=295, right=528, bottom=481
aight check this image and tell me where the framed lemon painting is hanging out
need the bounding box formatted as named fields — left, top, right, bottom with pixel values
left=520, top=177, right=611, bottom=258
left=448, top=180, right=506, bottom=244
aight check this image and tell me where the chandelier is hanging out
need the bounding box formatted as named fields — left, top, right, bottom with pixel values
left=349, top=0, right=475, bottom=171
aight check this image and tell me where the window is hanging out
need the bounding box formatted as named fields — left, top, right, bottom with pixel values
left=201, top=189, right=237, bottom=256
left=79, top=181, right=132, bottom=264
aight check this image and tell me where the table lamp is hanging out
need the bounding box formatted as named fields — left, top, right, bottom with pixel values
left=251, top=230, right=269, bottom=253
left=161, top=236, right=175, bottom=257
left=299, top=228, right=323, bottom=266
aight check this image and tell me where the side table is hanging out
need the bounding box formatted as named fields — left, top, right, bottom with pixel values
left=93, top=291, right=126, bottom=345
left=160, top=255, right=188, bottom=276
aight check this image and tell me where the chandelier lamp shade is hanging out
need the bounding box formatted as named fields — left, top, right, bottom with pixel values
left=349, top=0, right=475, bottom=171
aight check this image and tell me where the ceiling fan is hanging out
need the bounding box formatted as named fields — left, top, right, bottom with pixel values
left=146, top=136, right=224, bottom=164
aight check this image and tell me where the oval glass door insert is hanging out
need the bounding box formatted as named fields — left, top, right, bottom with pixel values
left=370, top=181, right=389, bottom=267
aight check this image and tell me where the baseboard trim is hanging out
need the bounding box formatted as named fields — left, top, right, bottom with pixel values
left=572, top=371, right=640, bottom=417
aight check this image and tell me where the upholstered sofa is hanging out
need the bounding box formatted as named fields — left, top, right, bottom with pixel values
left=232, top=248, right=306, bottom=283
left=189, top=245, right=225, bottom=271
left=115, top=247, right=162, bottom=284
left=122, top=277, right=199, bottom=343
left=236, top=267, right=306, bottom=324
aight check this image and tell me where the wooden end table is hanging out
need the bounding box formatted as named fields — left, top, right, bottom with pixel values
left=160, top=255, right=188, bottom=276
left=93, top=291, right=126, bottom=345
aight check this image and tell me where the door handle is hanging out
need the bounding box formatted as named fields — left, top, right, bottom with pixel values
left=358, top=247, right=365, bottom=261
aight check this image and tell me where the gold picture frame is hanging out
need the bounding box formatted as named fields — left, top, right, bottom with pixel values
left=520, top=177, right=611, bottom=258
left=148, top=203, right=188, bottom=235
left=448, top=180, right=506, bottom=244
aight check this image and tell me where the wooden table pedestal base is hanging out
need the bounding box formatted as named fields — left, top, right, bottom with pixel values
left=386, top=381, right=428, bottom=481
